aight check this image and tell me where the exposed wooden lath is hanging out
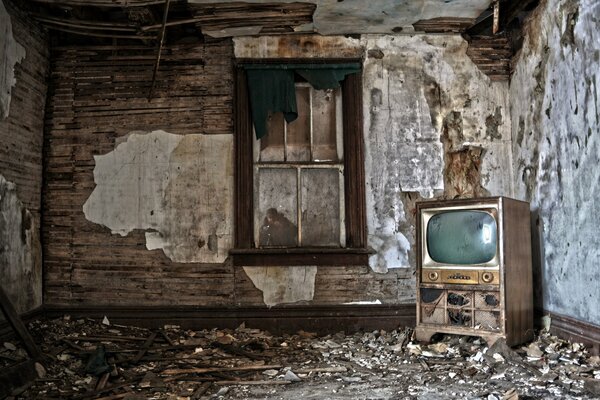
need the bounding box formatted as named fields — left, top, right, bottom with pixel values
left=466, top=35, right=512, bottom=81
left=189, top=2, right=315, bottom=34
left=412, top=17, right=475, bottom=34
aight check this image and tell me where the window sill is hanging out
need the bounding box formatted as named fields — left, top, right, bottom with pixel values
left=229, top=247, right=373, bottom=267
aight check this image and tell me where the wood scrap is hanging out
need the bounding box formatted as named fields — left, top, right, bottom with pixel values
left=161, top=364, right=282, bottom=376
left=214, top=380, right=292, bottom=385
left=130, top=331, right=158, bottom=364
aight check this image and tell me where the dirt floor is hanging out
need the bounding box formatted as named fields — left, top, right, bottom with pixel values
left=2, top=316, right=599, bottom=399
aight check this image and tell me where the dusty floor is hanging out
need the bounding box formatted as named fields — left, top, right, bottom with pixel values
left=2, top=317, right=600, bottom=399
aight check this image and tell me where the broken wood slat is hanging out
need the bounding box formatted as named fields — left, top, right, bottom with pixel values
left=158, top=329, right=175, bottom=346
left=95, top=372, right=110, bottom=390
left=72, top=378, right=143, bottom=400
left=33, top=15, right=138, bottom=32
left=163, top=376, right=217, bottom=383
left=130, top=331, right=158, bottom=364
left=294, top=366, right=347, bottom=373
left=0, top=285, right=41, bottom=359
left=44, top=25, right=157, bottom=40
left=30, top=0, right=166, bottom=6
left=214, top=380, right=292, bottom=385
left=63, top=335, right=149, bottom=342
left=211, top=341, right=265, bottom=360
left=191, top=382, right=212, bottom=399
left=161, top=364, right=282, bottom=376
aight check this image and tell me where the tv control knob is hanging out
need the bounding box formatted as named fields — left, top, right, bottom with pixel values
left=427, top=271, right=439, bottom=281
left=481, top=272, right=494, bottom=283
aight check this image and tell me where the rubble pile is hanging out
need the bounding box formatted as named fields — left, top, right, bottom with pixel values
left=1, top=316, right=599, bottom=399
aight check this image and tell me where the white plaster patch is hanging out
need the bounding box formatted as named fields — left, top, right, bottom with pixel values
left=243, top=266, right=317, bottom=307
left=83, top=130, right=233, bottom=263
left=0, top=174, right=41, bottom=314
left=0, top=0, right=26, bottom=119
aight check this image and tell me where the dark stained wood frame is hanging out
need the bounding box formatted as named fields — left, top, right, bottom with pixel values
left=232, top=59, right=368, bottom=266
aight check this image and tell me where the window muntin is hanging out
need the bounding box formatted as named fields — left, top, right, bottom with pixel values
left=253, top=83, right=345, bottom=248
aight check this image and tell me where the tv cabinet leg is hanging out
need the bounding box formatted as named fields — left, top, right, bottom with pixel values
left=414, top=327, right=435, bottom=343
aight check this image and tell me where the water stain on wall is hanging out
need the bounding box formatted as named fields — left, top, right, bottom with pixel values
left=83, top=130, right=233, bottom=264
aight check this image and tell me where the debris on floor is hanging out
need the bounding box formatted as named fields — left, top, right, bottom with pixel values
left=1, top=316, right=599, bottom=399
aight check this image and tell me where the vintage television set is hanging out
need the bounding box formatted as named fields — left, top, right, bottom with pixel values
left=415, top=196, right=533, bottom=346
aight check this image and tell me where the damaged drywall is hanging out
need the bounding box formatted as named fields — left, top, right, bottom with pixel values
left=83, top=130, right=233, bottom=263
left=190, top=0, right=491, bottom=35
left=234, top=34, right=512, bottom=306
left=0, top=0, right=26, bottom=119
left=511, top=0, right=600, bottom=324
left=243, top=266, right=318, bottom=307
left=0, top=174, right=42, bottom=314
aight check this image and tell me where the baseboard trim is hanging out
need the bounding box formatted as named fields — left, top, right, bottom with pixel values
left=43, top=304, right=416, bottom=334
left=0, top=306, right=45, bottom=341
left=547, top=311, right=600, bottom=355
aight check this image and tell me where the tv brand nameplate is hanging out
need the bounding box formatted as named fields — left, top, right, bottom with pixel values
left=422, top=269, right=500, bottom=285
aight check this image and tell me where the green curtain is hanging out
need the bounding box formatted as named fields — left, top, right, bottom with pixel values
left=244, top=63, right=361, bottom=139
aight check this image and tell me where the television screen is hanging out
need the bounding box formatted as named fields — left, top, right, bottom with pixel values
left=426, top=210, right=497, bottom=265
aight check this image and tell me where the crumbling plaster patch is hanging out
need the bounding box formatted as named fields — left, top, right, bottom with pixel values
left=242, top=266, right=317, bottom=307
left=0, top=0, right=26, bottom=120
left=362, top=35, right=512, bottom=273
left=511, top=0, right=600, bottom=324
left=0, top=174, right=42, bottom=314
left=83, top=130, right=233, bottom=264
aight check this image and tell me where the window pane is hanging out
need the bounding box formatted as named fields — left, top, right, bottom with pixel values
left=286, top=86, right=311, bottom=162
left=301, top=168, right=341, bottom=246
left=256, top=168, right=298, bottom=247
left=312, top=88, right=339, bottom=161
left=259, top=112, right=285, bottom=162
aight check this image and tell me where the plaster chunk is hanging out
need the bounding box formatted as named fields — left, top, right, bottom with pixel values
left=0, top=0, right=26, bottom=119
left=243, top=266, right=317, bottom=307
left=83, top=130, right=233, bottom=263
left=0, top=174, right=41, bottom=314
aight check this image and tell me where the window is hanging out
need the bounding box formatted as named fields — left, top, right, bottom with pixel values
left=232, top=60, right=368, bottom=266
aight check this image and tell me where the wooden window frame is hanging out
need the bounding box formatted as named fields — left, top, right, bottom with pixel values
left=231, top=59, right=369, bottom=267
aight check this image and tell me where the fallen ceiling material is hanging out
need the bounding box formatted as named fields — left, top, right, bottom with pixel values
left=3, top=317, right=600, bottom=398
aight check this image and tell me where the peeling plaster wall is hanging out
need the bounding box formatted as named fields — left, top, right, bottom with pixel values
left=0, top=0, right=48, bottom=315
left=511, top=0, right=600, bottom=324
left=363, top=35, right=512, bottom=273
left=0, top=0, right=25, bottom=120
left=83, top=130, right=233, bottom=264
left=234, top=34, right=512, bottom=304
